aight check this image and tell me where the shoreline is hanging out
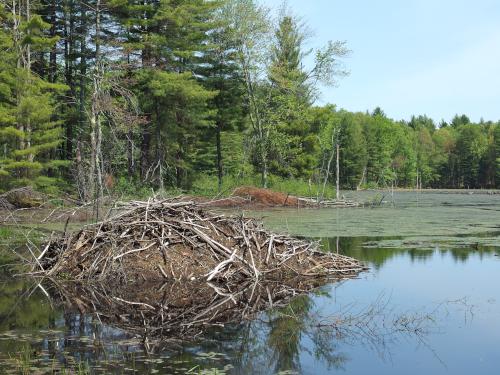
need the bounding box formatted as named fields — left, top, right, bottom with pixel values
left=356, top=188, right=500, bottom=194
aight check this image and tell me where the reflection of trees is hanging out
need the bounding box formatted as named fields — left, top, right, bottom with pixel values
left=0, top=275, right=452, bottom=375
left=266, top=294, right=349, bottom=373
left=267, top=295, right=311, bottom=373
left=321, top=236, right=414, bottom=268
left=0, top=279, right=56, bottom=332
left=190, top=292, right=349, bottom=374
left=211, top=291, right=442, bottom=374
left=321, top=236, right=499, bottom=267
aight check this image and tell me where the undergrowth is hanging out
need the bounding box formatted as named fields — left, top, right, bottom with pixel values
left=190, top=173, right=337, bottom=199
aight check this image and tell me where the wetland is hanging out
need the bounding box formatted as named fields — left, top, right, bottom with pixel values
left=0, top=191, right=499, bottom=374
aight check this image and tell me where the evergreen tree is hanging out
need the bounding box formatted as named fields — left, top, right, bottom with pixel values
left=363, top=112, right=396, bottom=186
left=197, top=7, right=246, bottom=190
left=431, top=127, right=456, bottom=187
left=390, top=123, right=416, bottom=187
left=338, top=113, right=367, bottom=189
left=0, top=3, right=67, bottom=191
left=108, top=0, right=220, bottom=189
left=492, top=124, right=500, bottom=188
left=451, top=114, right=471, bottom=128
left=414, top=127, right=436, bottom=187
left=266, top=13, right=349, bottom=180
left=267, top=15, right=313, bottom=178
left=408, top=114, right=436, bottom=133
left=455, top=125, right=488, bottom=188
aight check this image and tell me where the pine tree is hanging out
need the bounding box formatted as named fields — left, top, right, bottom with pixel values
left=0, top=4, right=18, bottom=185
left=432, top=127, right=457, bottom=187
left=456, top=125, right=488, bottom=188
left=110, top=0, right=220, bottom=189
left=338, top=113, right=367, bottom=189
left=267, top=15, right=313, bottom=178
left=0, top=3, right=67, bottom=191
left=363, top=112, right=396, bottom=186
left=493, top=124, right=500, bottom=188
left=196, top=9, right=247, bottom=190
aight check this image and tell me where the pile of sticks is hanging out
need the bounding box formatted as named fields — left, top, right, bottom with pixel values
left=298, top=197, right=361, bottom=207
left=38, top=199, right=366, bottom=283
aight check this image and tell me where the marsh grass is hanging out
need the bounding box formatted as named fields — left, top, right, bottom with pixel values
left=11, top=344, right=31, bottom=375
left=8, top=344, right=91, bottom=375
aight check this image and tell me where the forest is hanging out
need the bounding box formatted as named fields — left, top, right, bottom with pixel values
left=1, top=0, right=499, bottom=201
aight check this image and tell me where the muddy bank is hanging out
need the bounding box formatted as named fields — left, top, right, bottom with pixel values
left=203, top=186, right=307, bottom=208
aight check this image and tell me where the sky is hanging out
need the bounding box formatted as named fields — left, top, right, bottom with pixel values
left=261, top=0, right=500, bottom=123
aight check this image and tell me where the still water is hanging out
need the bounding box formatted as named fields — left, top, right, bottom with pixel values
left=0, top=192, right=499, bottom=374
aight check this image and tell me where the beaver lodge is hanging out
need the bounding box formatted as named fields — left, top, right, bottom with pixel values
left=35, top=199, right=366, bottom=340
left=203, top=186, right=360, bottom=208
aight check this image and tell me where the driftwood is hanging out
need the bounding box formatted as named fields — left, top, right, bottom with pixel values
left=298, top=197, right=360, bottom=208
left=37, top=199, right=366, bottom=283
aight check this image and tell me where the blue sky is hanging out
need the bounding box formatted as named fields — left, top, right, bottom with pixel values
left=261, top=0, right=500, bottom=123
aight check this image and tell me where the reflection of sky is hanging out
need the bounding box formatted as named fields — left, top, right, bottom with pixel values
left=304, top=249, right=500, bottom=374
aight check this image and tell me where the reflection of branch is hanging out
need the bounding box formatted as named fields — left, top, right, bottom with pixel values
left=432, top=296, right=475, bottom=326
left=40, top=277, right=332, bottom=350
left=313, top=297, right=441, bottom=360
left=260, top=292, right=480, bottom=370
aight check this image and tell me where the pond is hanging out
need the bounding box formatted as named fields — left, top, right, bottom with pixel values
left=0, top=191, right=499, bottom=374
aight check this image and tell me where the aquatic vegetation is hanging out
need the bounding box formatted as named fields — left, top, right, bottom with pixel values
left=360, top=235, right=500, bottom=251
left=257, top=192, right=500, bottom=238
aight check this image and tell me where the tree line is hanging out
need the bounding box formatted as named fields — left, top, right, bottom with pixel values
left=1, top=0, right=499, bottom=200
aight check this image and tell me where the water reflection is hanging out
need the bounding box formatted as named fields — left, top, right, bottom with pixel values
left=0, top=276, right=343, bottom=374
left=321, top=236, right=500, bottom=267
left=2, top=195, right=500, bottom=374
left=267, top=295, right=312, bottom=372
left=0, top=274, right=458, bottom=374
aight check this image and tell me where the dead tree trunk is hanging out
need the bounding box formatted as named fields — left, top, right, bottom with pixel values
left=321, top=132, right=335, bottom=202
left=216, top=120, right=223, bottom=192
left=336, top=141, right=340, bottom=200
left=88, top=0, right=104, bottom=211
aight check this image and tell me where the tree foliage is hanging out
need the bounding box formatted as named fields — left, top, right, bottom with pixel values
left=0, top=0, right=498, bottom=195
